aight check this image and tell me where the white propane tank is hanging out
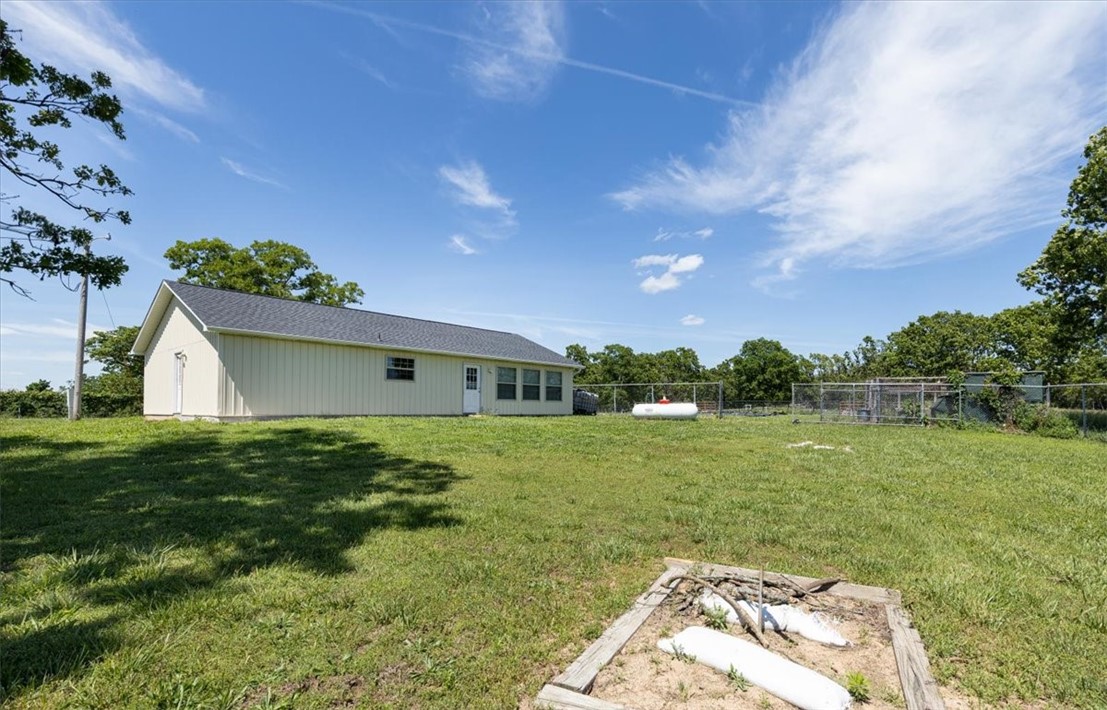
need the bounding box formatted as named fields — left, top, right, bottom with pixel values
left=631, top=402, right=699, bottom=419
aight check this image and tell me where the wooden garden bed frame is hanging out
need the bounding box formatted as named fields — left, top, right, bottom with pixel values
left=535, top=557, right=944, bottom=710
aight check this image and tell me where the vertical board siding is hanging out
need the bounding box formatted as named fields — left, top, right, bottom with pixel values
left=142, top=299, right=220, bottom=417
left=216, top=334, right=575, bottom=417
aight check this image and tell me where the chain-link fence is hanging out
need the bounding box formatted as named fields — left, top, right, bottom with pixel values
left=792, top=380, right=958, bottom=425
left=1044, top=383, right=1107, bottom=437
left=722, top=400, right=792, bottom=417
left=573, top=384, right=795, bottom=418
left=575, top=382, right=724, bottom=416
left=792, top=380, right=1107, bottom=437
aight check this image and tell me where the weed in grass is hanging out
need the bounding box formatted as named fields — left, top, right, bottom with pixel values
left=758, top=692, right=773, bottom=709
left=845, top=671, right=872, bottom=703
left=703, top=605, right=730, bottom=630
left=670, top=643, right=696, bottom=664
left=878, top=685, right=904, bottom=706
left=728, top=664, right=751, bottom=691
left=676, top=680, right=691, bottom=701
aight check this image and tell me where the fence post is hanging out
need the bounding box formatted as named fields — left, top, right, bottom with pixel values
left=718, top=381, right=723, bottom=418
left=819, top=382, right=824, bottom=423
left=613, top=387, right=617, bottom=414
left=1082, top=384, right=1088, bottom=437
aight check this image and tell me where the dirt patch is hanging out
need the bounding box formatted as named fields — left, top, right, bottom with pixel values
left=590, top=588, right=903, bottom=709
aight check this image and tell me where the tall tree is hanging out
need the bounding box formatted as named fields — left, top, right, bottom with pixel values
left=86, top=325, right=142, bottom=379
left=0, top=20, right=130, bottom=296
left=882, top=311, right=998, bottom=376
left=1018, top=127, right=1107, bottom=346
left=164, top=238, right=364, bottom=307
left=711, top=338, right=806, bottom=403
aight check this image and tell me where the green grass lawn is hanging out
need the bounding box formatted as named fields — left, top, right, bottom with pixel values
left=2, top=416, right=1105, bottom=708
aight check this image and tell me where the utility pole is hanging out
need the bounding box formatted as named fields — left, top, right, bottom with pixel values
left=70, top=246, right=90, bottom=421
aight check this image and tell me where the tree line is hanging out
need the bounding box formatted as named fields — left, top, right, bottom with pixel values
left=567, top=299, right=1106, bottom=405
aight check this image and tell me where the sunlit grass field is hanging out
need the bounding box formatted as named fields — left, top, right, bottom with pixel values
left=2, top=416, right=1105, bottom=707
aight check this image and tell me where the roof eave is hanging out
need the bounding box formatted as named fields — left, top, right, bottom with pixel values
left=130, top=281, right=210, bottom=355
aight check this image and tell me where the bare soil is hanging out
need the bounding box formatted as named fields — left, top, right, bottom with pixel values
left=587, top=581, right=980, bottom=709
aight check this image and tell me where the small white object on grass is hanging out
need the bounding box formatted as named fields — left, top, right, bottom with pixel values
left=699, top=591, right=850, bottom=646
left=658, top=626, right=852, bottom=710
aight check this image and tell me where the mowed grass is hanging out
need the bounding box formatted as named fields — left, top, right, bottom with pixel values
left=1, top=416, right=1105, bottom=708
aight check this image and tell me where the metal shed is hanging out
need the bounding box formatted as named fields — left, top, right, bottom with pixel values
left=131, top=281, right=579, bottom=420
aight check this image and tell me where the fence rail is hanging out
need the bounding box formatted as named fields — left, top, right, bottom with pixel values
left=792, top=381, right=1107, bottom=437
left=576, top=382, right=724, bottom=416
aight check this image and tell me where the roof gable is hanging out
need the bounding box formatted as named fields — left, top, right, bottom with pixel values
left=134, top=281, right=579, bottom=368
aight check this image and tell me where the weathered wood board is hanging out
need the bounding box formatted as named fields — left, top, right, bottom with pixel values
left=540, top=558, right=944, bottom=710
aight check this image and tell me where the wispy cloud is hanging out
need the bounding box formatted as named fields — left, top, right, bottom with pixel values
left=0, top=319, right=107, bottom=339
left=438, top=161, right=517, bottom=228
left=3, top=1, right=205, bottom=112
left=448, top=234, right=479, bottom=255
left=463, top=2, right=565, bottom=102
left=311, top=2, right=752, bottom=106
left=611, top=2, right=1107, bottom=286
left=654, top=226, right=714, bottom=242
left=220, top=158, right=287, bottom=189
left=344, top=53, right=397, bottom=89
left=680, top=314, right=705, bottom=326
left=132, top=107, right=200, bottom=143
left=633, top=253, right=704, bottom=294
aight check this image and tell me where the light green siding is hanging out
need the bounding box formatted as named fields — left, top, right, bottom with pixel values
left=142, top=299, right=220, bottom=417
left=217, top=334, right=574, bottom=418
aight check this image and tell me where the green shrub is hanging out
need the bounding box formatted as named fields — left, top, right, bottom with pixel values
left=0, top=390, right=67, bottom=417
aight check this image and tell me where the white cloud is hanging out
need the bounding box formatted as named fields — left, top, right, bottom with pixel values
left=220, top=158, right=287, bottom=189
left=132, top=108, right=200, bottom=143
left=611, top=2, right=1107, bottom=283
left=669, top=254, right=704, bottom=273
left=346, top=55, right=396, bottom=89
left=681, top=314, right=705, bottom=326
left=0, top=319, right=107, bottom=339
left=461, top=2, right=566, bottom=102
left=654, top=226, right=714, bottom=242
left=633, top=254, right=678, bottom=268
left=315, top=3, right=751, bottom=106
left=3, top=1, right=205, bottom=112
left=448, top=234, right=479, bottom=255
left=633, top=253, right=704, bottom=294
left=438, top=161, right=516, bottom=223
left=639, top=272, right=681, bottom=295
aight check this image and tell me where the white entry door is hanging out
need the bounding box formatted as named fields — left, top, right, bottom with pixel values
left=463, top=364, right=481, bottom=414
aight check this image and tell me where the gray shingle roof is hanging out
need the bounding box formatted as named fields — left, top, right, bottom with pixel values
left=166, top=281, right=579, bottom=368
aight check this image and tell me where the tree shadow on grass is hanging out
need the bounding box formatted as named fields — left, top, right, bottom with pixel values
left=0, top=425, right=466, bottom=699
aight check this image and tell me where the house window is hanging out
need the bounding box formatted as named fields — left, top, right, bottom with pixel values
left=386, top=356, right=415, bottom=381
left=497, top=367, right=517, bottom=400
left=546, top=371, right=563, bottom=401
left=522, top=369, right=541, bottom=400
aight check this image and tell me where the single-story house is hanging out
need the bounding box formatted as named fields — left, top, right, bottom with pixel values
left=131, top=281, right=580, bottom=420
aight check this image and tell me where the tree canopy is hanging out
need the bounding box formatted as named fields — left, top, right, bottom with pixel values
left=86, top=325, right=142, bottom=379
left=0, top=20, right=131, bottom=296
left=1019, top=126, right=1107, bottom=346
left=164, top=238, right=365, bottom=307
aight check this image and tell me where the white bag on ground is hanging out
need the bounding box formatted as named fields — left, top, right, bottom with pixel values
left=699, top=590, right=850, bottom=646
left=658, top=626, right=851, bottom=710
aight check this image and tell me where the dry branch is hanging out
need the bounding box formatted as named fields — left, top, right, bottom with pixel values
left=666, top=574, right=768, bottom=647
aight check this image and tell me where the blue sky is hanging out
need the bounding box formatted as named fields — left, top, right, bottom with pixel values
left=1, top=0, right=1105, bottom=389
